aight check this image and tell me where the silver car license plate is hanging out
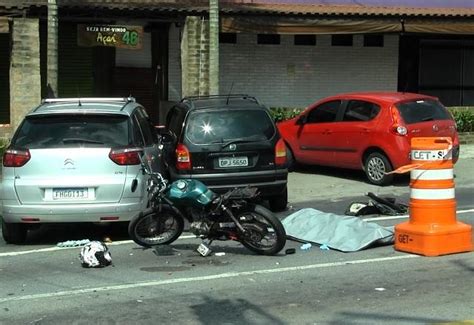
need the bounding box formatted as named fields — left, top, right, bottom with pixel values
left=218, top=156, right=248, bottom=168
left=53, top=188, right=88, bottom=200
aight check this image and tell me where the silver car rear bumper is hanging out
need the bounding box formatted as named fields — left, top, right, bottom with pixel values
left=1, top=200, right=146, bottom=223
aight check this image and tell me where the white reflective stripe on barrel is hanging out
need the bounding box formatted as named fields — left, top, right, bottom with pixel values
left=410, top=188, right=455, bottom=200
left=411, top=169, right=454, bottom=181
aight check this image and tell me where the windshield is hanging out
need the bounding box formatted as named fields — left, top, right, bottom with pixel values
left=185, top=109, right=275, bottom=145
left=12, top=114, right=130, bottom=149
left=395, top=99, right=451, bottom=124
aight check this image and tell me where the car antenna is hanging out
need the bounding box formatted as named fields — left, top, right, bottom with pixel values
left=226, top=82, right=234, bottom=105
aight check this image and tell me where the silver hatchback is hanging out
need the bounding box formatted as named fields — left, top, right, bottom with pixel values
left=1, top=98, right=162, bottom=244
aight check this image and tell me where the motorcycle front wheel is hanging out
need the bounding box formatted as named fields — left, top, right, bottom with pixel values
left=237, top=204, right=286, bottom=255
left=128, top=206, right=184, bottom=248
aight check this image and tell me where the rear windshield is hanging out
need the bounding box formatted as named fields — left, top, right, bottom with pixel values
left=395, top=99, right=451, bottom=124
left=12, top=114, right=130, bottom=149
left=185, top=109, right=275, bottom=145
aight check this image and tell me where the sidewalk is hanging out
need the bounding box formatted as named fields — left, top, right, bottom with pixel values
left=460, top=143, right=474, bottom=159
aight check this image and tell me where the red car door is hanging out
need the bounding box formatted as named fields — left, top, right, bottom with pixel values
left=332, top=100, right=382, bottom=168
left=294, top=100, right=341, bottom=165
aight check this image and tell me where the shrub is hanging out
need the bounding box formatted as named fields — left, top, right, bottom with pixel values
left=269, top=107, right=304, bottom=122
left=0, top=137, right=9, bottom=160
left=448, top=107, right=474, bottom=133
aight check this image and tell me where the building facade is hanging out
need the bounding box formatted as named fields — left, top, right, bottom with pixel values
left=1, top=0, right=473, bottom=139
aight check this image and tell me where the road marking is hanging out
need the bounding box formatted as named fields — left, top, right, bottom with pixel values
left=1, top=209, right=473, bottom=257
left=0, top=235, right=197, bottom=257
left=0, top=254, right=420, bottom=303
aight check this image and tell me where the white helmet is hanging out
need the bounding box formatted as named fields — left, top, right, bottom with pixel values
left=79, top=241, right=112, bottom=268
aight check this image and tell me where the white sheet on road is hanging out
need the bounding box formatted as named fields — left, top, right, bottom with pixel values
left=282, top=208, right=395, bottom=252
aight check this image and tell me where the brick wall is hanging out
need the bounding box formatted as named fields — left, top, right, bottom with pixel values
left=169, top=31, right=399, bottom=108
left=9, top=18, right=41, bottom=131
left=180, top=17, right=210, bottom=98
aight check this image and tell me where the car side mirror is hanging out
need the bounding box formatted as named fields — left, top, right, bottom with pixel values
left=295, top=115, right=306, bottom=125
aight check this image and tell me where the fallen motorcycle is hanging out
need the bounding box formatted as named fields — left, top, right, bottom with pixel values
left=128, top=156, right=286, bottom=256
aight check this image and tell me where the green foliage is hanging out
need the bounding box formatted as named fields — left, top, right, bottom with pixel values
left=0, top=137, right=9, bottom=159
left=448, top=107, right=474, bottom=132
left=269, top=107, right=304, bottom=122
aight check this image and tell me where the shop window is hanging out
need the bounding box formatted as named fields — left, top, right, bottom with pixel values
left=294, top=35, right=316, bottom=46
left=116, top=32, right=151, bottom=68
left=257, top=34, right=280, bottom=45
left=364, top=34, right=384, bottom=47
left=331, top=34, right=353, bottom=47
left=220, top=33, right=237, bottom=44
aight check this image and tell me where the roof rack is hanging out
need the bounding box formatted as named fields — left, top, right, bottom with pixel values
left=42, top=97, right=136, bottom=104
left=181, top=94, right=257, bottom=102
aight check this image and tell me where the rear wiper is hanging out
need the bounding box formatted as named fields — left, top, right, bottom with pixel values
left=421, top=116, right=434, bottom=121
left=212, top=137, right=258, bottom=149
left=62, top=138, right=104, bottom=145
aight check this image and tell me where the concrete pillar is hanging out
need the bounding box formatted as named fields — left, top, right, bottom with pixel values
left=209, top=0, right=219, bottom=95
left=10, top=18, right=41, bottom=131
left=181, top=16, right=209, bottom=97
left=47, top=0, right=58, bottom=96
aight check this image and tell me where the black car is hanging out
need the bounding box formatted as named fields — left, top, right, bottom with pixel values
left=159, top=95, right=288, bottom=211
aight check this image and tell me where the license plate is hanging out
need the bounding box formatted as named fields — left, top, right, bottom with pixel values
left=218, top=156, right=248, bottom=168
left=53, top=188, right=88, bottom=200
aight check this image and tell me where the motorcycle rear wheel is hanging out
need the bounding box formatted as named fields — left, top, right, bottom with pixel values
left=128, top=206, right=184, bottom=248
left=237, top=204, right=286, bottom=255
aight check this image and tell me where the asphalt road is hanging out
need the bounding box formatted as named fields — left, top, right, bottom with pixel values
left=0, top=153, right=473, bottom=324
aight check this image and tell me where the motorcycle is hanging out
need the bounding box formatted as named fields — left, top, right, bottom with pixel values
left=128, top=156, right=287, bottom=256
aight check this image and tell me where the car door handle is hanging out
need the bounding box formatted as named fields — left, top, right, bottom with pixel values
left=324, top=129, right=332, bottom=135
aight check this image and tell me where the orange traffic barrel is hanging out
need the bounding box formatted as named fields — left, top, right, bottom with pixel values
left=395, top=137, right=473, bottom=256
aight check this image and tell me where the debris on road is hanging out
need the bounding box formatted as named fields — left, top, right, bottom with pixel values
left=345, top=192, right=408, bottom=216
left=56, top=239, right=91, bottom=248
left=300, top=243, right=312, bottom=251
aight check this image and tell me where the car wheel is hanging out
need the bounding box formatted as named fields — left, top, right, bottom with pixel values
left=364, top=152, right=394, bottom=186
left=269, top=187, right=288, bottom=212
left=1, top=219, right=27, bottom=244
left=286, top=146, right=296, bottom=172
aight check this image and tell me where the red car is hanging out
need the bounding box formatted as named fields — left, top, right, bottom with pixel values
left=278, top=92, right=460, bottom=185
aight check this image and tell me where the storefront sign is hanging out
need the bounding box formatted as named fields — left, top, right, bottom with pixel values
left=77, top=24, right=143, bottom=49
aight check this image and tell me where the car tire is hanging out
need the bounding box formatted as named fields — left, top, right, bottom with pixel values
left=286, top=146, right=296, bottom=172
left=364, top=152, right=394, bottom=186
left=1, top=219, right=27, bottom=244
left=269, top=187, right=288, bottom=212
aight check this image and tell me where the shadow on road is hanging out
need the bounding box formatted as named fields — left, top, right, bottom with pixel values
left=293, top=164, right=410, bottom=187
left=18, top=222, right=130, bottom=245
left=191, top=295, right=286, bottom=325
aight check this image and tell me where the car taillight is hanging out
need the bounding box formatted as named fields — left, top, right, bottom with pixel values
left=3, top=148, right=31, bottom=167
left=275, top=139, right=287, bottom=166
left=109, top=147, right=142, bottom=165
left=390, top=105, right=407, bottom=136
left=176, top=143, right=191, bottom=170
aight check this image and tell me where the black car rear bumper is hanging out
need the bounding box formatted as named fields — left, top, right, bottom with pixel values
left=170, top=169, right=288, bottom=198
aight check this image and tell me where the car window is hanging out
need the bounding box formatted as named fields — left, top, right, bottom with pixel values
left=131, top=114, right=144, bottom=146
left=134, top=108, right=155, bottom=146
left=12, top=114, right=130, bottom=149
left=307, top=100, right=340, bottom=123
left=343, top=100, right=380, bottom=122
left=395, top=99, right=451, bottom=124
left=185, top=109, right=275, bottom=145
left=166, top=106, right=185, bottom=137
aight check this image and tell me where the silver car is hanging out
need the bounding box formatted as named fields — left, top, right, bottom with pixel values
left=1, top=97, right=162, bottom=244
